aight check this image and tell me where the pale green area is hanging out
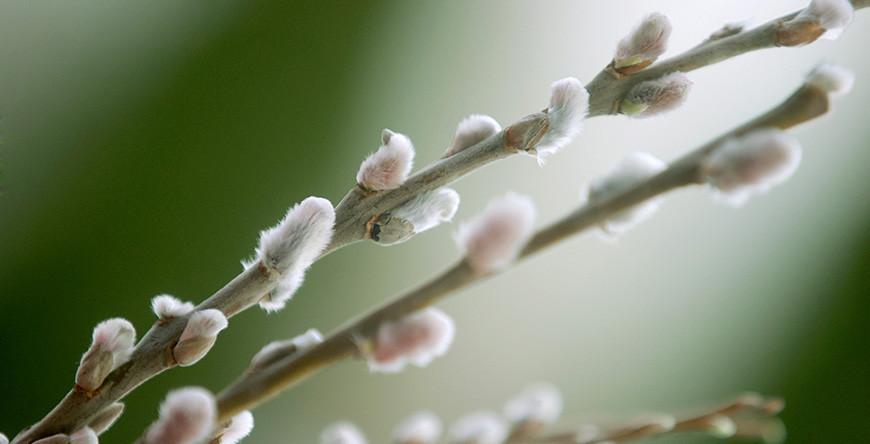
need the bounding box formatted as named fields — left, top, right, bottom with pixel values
left=1, top=1, right=868, bottom=442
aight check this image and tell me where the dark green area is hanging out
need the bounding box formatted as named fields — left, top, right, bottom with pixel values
left=0, top=1, right=380, bottom=441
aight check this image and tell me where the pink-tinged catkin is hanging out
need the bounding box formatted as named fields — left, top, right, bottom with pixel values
left=144, top=387, right=216, bottom=444
left=583, top=152, right=668, bottom=237
left=503, top=383, right=563, bottom=427
left=535, top=78, right=588, bottom=163
left=393, top=411, right=443, bottom=444
left=377, top=187, right=460, bottom=245
left=454, top=192, right=536, bottom=274
left=446, top=114, right=502, bottom=157
left=805, top=63, right=855, bottom=98
left=247, top=196, right=335, bottom=312
left=621, top=72, right=692, bottom=118
left=797, top=0, right=854, bottom=39
left=76, top=318, right=136, bottom=391
left=250, top=328, right=324, bottom=371
left=367, top=308, right=455, bottom=373
left=217, top=411, right=255, bottom=444
left=173, top=309, right=228, bottom=367
left=702, top=128, right=802, bottom=206
left=69, top=427, right=97, bottom=444
left=614, top=13, right=672, bottom=71
left=357, top=129, right=415, bottom=191
left=320, top=421, right=368, bottom=444
left=151, top=294, right=195, bottom=320
left=447, top=411, right=508, bottom=444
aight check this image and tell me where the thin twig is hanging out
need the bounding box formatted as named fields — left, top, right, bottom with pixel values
left=12, top=2, right=862, bottom=441
left=212, top=82, right=830, bottom=422
left=526, top=394, right=784, bottom=444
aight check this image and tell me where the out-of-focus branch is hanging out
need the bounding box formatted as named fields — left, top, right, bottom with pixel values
left=527, top=394, right=785, bottom=444
left=213, top=82, right=829, bottom=422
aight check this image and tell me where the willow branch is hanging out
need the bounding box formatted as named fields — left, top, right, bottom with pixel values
left=13, top=3, right=862, bottom=442
left=212, top=81, right=829, bottom=422
left=527, top=394, right=784, bottom=444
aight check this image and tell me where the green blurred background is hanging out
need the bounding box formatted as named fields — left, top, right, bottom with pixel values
left=1, top=1, right=868, bottom=442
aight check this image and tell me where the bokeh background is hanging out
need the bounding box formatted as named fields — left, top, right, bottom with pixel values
left=1, top=1, right=868, bottom=442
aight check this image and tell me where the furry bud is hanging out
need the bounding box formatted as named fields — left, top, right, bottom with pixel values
left=76, top=318, right=136, bottom=391
left=69, top=428, right=97, bottom=444
left=703, top=415, right=737, bottom=438
left=455, top=192, right=536, bottom=274
left=621, top=72, right=692, bottom=117
left=805, top=63, right=854, bottom=98
left=250, top=328, right=324, bottom=371
left=89, top=402, right=125, bottom=435
left=249, top=196, right=335, bottom=312
left=216, top=411, right=255, bottom=444
left=394, top=411, right=443, bottom=444
left=151, top=294, right=195, bottom=320
left=503, top=383, right=563, bottom=427
left=447, top=411, right=508, bottom=444
left=614, top=13, right=672, bottom=73
left=173, top=309, right=228, bottom=367
left=367, top=308, right=455, bottom=373
left=0, top=433, right=8, bottom=444
left=535, top=78, right=588, bottom=163
left=372, top=188, right=460, bottom=245
left=702, top=128, right=802, bottom=206
left=797, top=0, right=854, bottom=40
left=357, top=129, right=415, bottom=191
left=321, top=422, right=367, bottom=444
left=583, top=152, right=667, bottom=237
left=144, top=387, right=216, bottom=444
left=446, top=115, right=502, bottom=157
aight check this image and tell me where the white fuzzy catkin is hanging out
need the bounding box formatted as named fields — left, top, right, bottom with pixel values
left=447, top=411, right=508, bottom=444
left=614, top=13, right=672, bottom=69
left=250, top=196, right=335, bottom=312
left=218, top=411, right=255, bottom=444
left=386, top=188, right=461, bottom=241
left=702, top=128, right=802, bottom=206
left=393, top=411, right=443, bottom=444
left=89, top=402, right=125, bottom=435
left=151, top=294, right=195, bottom=320
left=805, top=63, right=855, bottom=97
left=69, top=427, right=97, bottom=444
left=503, top=383, right=563, bottom=426
left=583, top=152, right=667, bottom=237
left=0, top=433, right=8, bottom=444
left=76, top=318, right=137, bottom=391
left=173, top=309, right=228, bottom=367
left=145, top=387, right=216, bottom=444
left=455, top=192, right=536, bottom=274
left=320, top=421, right=368, bottom=444
left=704, top=415, right=737, bottom=438
left=250, top=328, right=324, bottom=370
left=535, top=78, right=589, bottom=163
left=797, top=0, right=854, bottom=39
left=357, top=129, right=415, bottom=191
left=622, top=72, right=692, bottom=117
left=367, top=307, right=455, bottom=373
left=446, top=114, right=502, bottom=157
